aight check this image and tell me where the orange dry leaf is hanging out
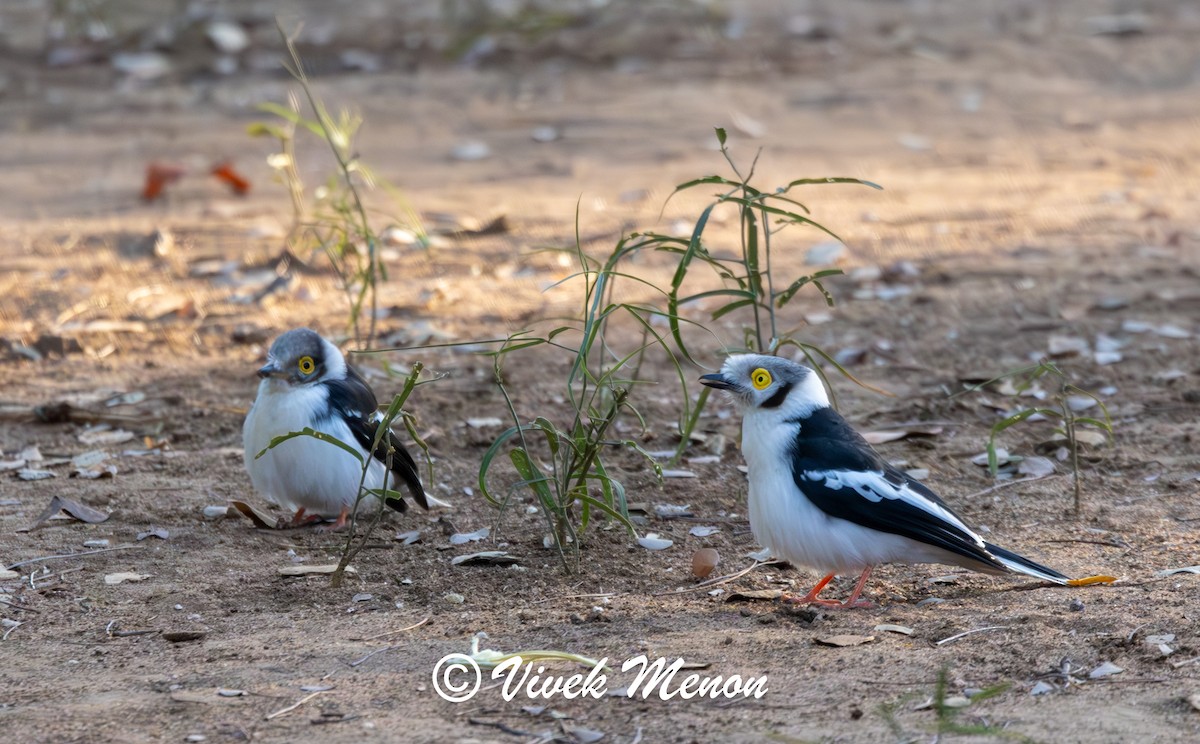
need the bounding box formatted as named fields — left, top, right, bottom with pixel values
left=211, top=161, right=250, bottom=195
left=142, top=162, right=185, bottom=201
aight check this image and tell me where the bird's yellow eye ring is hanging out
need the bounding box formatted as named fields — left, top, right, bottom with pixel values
left=298, top=356, right=315, bottom=375
left=751, top=368, right=772, bottom=390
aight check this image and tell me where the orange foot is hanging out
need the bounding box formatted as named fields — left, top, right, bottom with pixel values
left=782, top=567, right=877, bottom=610
left=287, top=507, right=324, bottom=528
left=314, top=506, right=351, bottom=534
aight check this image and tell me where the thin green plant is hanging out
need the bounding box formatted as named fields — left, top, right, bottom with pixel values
left=247, top=20, right=426, bottom=348
left=478, top=219, right=687, bottom=571
left=877, top=668, right=1035, bottom=743
left=608, top=128, right=884, bottom=457
left=961, top=360, right=1113, bottom=517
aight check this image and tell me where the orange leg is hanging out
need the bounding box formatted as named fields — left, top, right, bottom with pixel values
left=783, top=567, right=876, bottom=610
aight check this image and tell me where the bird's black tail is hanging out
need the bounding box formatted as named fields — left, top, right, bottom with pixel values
left=985, top=542, right=1069, bottom=585
left=382, top=429, right=428, bottom=511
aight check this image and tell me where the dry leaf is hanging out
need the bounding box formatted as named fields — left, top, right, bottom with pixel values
left=229, top=500, right=283, bottom=529
left=1154, top=566, right=1200, bottom=577
left=16, top=469, right=55, bottom=481
left=278, top=564, right=357, bottom=576
left=874, top=624, right=914, bottom=635
left=815, top=634, right=875, bottom=647
left=18, top=494, right=110, bottom=532
left=105, top=572, right=150, bottom=585
left=689, top=526, right=720, bottom=537
left=725, top=589, right=783, bottom=602
left=1088, top=661, right=1123, bottom=679
left=450, top=551, right=520, bottom=566
left=78, top=428, right=135, bottom=446
left=449, top=527, right=490, bottom=545
left=637, top=534, right=673, bottom=551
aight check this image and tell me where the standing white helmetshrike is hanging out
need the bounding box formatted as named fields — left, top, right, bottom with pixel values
left=243, top=328, right=440, bottom=530
left=701, top=353, right=1088, bottom=609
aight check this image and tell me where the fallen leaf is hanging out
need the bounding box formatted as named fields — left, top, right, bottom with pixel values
left=1017, top=456, right=1056, bottom=477
left=449, top=527, right=490, bottom=545
left=1088, top=661, right=1123, bottom=679
left=1030, top=681, right=1055, bottom=696
left=661, top=469, right=696, bottom=478
left=71, top=450, right=108, bottom=468
left=0, top=459, right=26, bottom=472
left=16, top=469, right=55, bottom=481
left=278, top=565, right=357, bottom=576
left=637, top=534, right=673, bottom=551
left=395, top=530, right=421, bottom=545
left=874, top=624, right=914, bottom=636
left=229, top=500, right=283, bottom=529
left=18, top=494, right=109, bottom=532
left=105, top=572, right=150, bottom=585
left=78, top=428, right=135, bottom=446
left=217, top=689, right=247, bottom=697
left=653, top=504, right=691, bottom=517
left=815, top=634, right=875, bottom=647
left=352, top=593, right=373, bottom=602
left=211, top=161, right=251, bottom=195
left=564, top=726, right=605, bottom=744
left=1154, top=566, right=1200, bottom=577
left=450, top=551, right=521, bottom=566
left=465, top=417, right=503, bottom=428
left=1188, top=693, right=1200, bottom=713
left=71, top=465, right=117, bottom=479
left=725, top=589, right=783, bottom=602
left=0, top=569, right=20, bottom=581
left=137, top=528, right=170, bottom=541
left=689, top=525, right=720, bottom=537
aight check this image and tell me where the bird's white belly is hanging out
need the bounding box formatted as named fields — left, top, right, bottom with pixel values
left=742, top=417, right=938, bottom=574
left=243, top=381, right=387, bottom=518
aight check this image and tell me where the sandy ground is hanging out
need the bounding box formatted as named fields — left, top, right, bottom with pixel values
left=2, top=1, right=1200, bottom=742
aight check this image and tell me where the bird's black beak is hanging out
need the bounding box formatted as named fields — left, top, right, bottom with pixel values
left=699, top=372, right=733, bottom=390
left=257, top=360, right=283, bottom=379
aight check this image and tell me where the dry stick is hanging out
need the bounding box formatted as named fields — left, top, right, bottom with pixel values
left=935, top=626, right=1010, bottom=646
left=362, top=616, right=430, bottom=641
left=961, top=474, right=1058, bottom=501
left=652, top=560, right=783, bottom=597
left=0, top=598, right=39, bottom=613
left=531, top=592, right=618, bottom=605
left=6, top=544, right=143, bottom=570
left=265, top=690, right=329, bottom=721
left=349, top=645, right=401, bottom=668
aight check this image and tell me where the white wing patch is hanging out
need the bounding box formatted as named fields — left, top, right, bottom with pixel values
left=801, top=469, right=985, bottom=549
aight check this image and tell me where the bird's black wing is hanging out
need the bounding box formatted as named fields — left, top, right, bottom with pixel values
left=787, top=407, right=1002, bottom=570
left=322, top=365, right=428, bottom=511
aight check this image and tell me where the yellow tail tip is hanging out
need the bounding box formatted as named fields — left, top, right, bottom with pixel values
left=1066, top=575, right=1117, bottom=587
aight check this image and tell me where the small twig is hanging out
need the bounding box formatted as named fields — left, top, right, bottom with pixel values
left=265, top=690, right=329, bottom=721
left=1044, top=538, right=1130, bottom=549
left=361, top=616, right=429, bottom=641
left=3, top=621, right=23, bottom=640
left=349, top=644, right=400, bottom=668
left=468, top=718, right=535, bottom=737
left=112, top=629, right=160, bottom=638
left=652, top=560, right=782, bottom=597
left=1170, top=656, right=1200, bottom=669
left=935, top=626, right=1010, bottom=646
left=962, top=475, right=1059, bottom=501
left=531, top=592, right=618, bottom=605
left=0, top=598, right=39, bottom=613
left=6, top=544, right=143, bottom=570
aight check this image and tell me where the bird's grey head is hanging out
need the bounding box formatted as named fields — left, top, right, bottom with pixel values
left=257, top=328, right=345, bottom=386
left=699, top=354, right=830, bottom=414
